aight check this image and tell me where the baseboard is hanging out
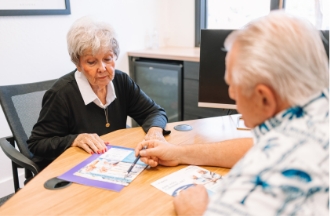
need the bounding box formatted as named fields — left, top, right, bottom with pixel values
left=0, top=173, right=25, bottom=198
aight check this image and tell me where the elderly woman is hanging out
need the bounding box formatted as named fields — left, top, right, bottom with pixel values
left=27, top=17, right=169, bottom=169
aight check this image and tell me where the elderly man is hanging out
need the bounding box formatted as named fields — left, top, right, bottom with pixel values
left=135, top=11, right=329, bottom=215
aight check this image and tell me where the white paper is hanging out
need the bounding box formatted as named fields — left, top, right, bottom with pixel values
left=74, top=147, right=147, bottom=186
left=151, top=165, right=223, bottom=197
left=237, top=118, right=250, bottom=130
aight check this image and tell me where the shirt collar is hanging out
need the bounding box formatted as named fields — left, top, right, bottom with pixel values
left=74, top=71, right=116, bottom=108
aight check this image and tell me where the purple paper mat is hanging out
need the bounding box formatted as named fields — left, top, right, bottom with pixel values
left=58, top=145, right=134, bottom=192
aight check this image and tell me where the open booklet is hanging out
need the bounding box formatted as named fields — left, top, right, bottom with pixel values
left=151, top=165, right=223, bottom=197
left=58, top=145, right=147, bottom=192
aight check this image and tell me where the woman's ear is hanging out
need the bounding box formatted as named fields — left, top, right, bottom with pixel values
left=254, top=84, right=277, bottom=118
left=76, top=63, right=82, bottom=72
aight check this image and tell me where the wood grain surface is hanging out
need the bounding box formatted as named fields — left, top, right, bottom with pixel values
left=0, top=115, right=251, bottom=215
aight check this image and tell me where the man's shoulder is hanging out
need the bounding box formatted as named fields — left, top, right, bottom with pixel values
left=219, top=127, right=328, bottom=214
left=243, top=116, right=327, bottom=167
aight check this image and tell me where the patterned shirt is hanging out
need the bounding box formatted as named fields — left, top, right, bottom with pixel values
left=205, top=89, right=329, bottom=216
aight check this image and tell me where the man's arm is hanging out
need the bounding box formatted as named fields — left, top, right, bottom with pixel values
left=136, top=138, right=253, bottom=168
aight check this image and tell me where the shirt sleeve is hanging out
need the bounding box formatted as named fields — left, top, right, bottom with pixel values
left=27, top=89, right=78, bottom=160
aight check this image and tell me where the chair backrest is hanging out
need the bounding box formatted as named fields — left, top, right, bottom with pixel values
left=0, top=79, right=57, bottom=159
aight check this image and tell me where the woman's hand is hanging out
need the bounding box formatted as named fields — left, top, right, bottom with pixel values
left=72, top=133, right=109, bottom=154
left=144, top=127, right=166, bottom=142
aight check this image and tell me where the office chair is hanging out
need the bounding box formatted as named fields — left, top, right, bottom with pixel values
left=0, top=79, right=56, bottom=192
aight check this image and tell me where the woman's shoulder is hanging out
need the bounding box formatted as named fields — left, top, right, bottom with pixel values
left=113, top=69, right=133, bottom=84
left=114, top=69, right=129, bottom=78
left=47, top=70, right=78, bottom=95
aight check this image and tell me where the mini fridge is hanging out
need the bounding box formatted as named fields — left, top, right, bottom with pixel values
left=132, top=58, right=183, bottom=124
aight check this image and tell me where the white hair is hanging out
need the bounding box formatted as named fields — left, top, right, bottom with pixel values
left=67, top=16, right=120, bottom=65
left=224, top=10, right=329, bottom=106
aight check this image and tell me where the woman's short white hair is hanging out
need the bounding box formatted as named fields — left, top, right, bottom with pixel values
left=224, top=10, right=329, bottom=106
left=67, top=16, right=120, bottom=65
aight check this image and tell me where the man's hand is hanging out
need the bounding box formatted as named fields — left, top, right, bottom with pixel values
left=144, top=127, right=166, bottom=142
left=135, top=140, right=181, bottom=167
left=72, top=133, right=109, bottom=154
left=173, top=184, right=209, bottom=216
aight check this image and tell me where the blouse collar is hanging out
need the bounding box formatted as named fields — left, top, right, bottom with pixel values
left=74, top=70, right=116, bottom=109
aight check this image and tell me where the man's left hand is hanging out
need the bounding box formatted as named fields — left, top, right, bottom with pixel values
left=173, top=184, right=209, bottom=216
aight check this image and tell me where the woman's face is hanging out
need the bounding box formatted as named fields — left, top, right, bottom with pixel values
left=77, top=48, right=116, bottom=90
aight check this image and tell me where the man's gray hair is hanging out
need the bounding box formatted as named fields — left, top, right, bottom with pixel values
left=67, top=16, right=120, bottom=65
left=224, top=11, right=329, bottom=106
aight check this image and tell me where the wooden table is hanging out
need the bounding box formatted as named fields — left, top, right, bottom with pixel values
left=0, top=115, right=252, bottom=215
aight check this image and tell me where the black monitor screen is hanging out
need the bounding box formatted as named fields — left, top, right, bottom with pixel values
left=321, top=30, right=329, bottom=60
left=198, top=29, right=329, bottom=110
left=198, top=29, right=236, bottom=109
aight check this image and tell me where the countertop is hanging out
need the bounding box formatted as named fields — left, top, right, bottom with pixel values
left=127, top=47, right=200, bottom=62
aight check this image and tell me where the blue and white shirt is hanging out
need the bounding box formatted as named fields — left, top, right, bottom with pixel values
left=205, top=89, right=329, bottom=216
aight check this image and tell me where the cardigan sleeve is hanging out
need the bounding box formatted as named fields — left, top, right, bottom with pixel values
left=27, top=89, right=78, bottom=160
left=125, top=74, right=170, bottom=134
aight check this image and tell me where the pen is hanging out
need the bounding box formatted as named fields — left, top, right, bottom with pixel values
left=125, top=145, right=147, bottom=177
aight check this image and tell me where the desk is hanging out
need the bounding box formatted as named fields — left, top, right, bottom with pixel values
left=128, top=47, right=200, bottom=62
left=0, top=115, right=251, bottom=215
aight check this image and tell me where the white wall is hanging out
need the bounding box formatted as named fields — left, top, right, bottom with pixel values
left=0, top=0, right=194, bottom=198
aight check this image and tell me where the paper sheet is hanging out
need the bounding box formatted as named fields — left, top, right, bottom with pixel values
left=236, top=116, right=250, bottom=130
left=58, top=145, right=147, bottom=192
left=151, top=165, right=222, bottom=197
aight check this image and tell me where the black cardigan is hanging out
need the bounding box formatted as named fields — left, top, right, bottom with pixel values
left=27, top=69, right=168, bottom=168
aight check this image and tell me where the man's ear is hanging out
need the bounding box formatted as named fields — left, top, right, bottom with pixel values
left=254, top=84, right=277, bottom=118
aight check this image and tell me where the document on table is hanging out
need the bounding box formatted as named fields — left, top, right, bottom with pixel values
left=151, top=165, right=223, bottom=197
left=236, top=116, right=250, bottom=130
left=58, top=145, right=147, bottom=192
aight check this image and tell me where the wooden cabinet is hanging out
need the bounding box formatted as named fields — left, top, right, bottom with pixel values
left=128, top=48, right=235, bottom=122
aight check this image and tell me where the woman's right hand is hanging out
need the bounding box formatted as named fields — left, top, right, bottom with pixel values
left=72, top=133, right=109, bottom=154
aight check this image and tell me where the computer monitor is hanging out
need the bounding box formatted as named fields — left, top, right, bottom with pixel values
left=198, top=29, right=329, bottom=110
left=198, top=29, right=236, bottom=109
left=321, top=30, right=329, bottom=59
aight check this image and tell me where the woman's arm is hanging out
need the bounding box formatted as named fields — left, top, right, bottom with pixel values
left=27, top=89, right=78, bottom=159
left=124, top=74, right=169, bottom=134
left=28, top=88, right=108, bottom=159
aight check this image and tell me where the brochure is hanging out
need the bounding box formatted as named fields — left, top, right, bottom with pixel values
left=58, top=145, right=147, bottom=192
left=151, top=165, right=223, bottom=197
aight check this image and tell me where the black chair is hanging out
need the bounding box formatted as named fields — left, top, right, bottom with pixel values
left=0, top=79, right=56, bottom=192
